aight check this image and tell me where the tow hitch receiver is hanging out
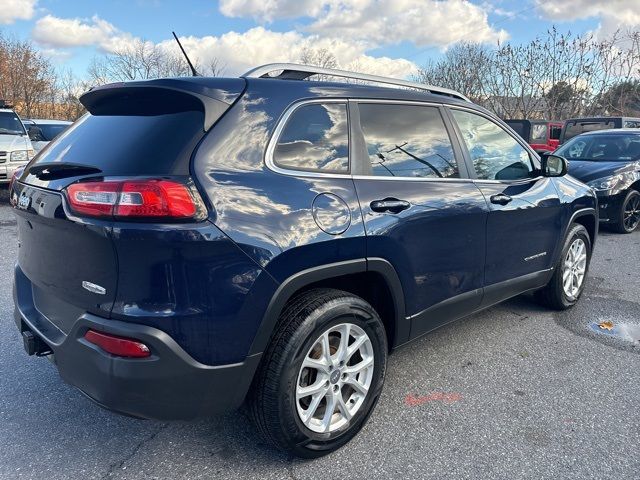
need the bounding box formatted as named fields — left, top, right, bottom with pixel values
left=22, top=330, right=52, bottom=356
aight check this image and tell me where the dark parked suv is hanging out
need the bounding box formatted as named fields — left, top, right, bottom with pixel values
left=12, top=64, right=597, bottom=458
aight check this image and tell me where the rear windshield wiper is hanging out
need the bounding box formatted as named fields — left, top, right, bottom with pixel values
left=29, top=163, right=102, bottom=180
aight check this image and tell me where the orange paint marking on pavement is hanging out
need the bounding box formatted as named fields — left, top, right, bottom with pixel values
left=404, top=392, right=462, bottom=406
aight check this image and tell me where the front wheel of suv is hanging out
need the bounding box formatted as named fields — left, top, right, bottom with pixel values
left=534, top=223, right=592, bottom=310
left=248, top=288, right=387, bottom=458
left=612, top=189, right=640, bottom=234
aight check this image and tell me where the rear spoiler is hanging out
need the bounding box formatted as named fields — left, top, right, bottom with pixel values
left=80, top=78, right=246, bottom=131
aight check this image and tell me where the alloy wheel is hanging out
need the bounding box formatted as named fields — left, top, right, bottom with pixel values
left=623, top=194, right=640, bottom=232
left=295, top=323, right=374, bottom=434
left=562, top=238, right=587, bottom=299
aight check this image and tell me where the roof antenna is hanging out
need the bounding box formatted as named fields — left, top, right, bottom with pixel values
left=172, top=31, right=199, bottom=76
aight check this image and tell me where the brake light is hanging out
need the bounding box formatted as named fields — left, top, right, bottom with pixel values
left=65, top=179, right=204, bottom=220
left=84, top=329, right=151, bottom=358
left=9, top=166, right=25, bottom=194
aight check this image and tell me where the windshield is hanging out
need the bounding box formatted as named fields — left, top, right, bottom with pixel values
left=0, top=112, right=26, bottom=136
left=556, top=134, right=640, bottom=162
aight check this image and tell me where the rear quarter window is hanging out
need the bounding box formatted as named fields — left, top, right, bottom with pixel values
left=272, top=103, right=349, bottom=173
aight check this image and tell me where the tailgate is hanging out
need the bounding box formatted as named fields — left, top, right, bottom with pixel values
left=13, top=182, right=117, bottom=332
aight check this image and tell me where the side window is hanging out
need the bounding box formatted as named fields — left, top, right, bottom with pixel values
left=531, top=124, right=547, bottom=141
left=358, top=103, right=459, bottom=178
left=451, top=109, right=534, bottom=181
left=273, top=103, right=349, bottom=173
left=550, top=125, right=562, bottom=140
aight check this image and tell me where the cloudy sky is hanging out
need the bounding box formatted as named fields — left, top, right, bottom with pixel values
left=1, top=0, right=638, bottom=78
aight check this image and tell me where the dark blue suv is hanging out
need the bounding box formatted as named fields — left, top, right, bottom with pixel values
left=12, top=64, right=597, bottom=458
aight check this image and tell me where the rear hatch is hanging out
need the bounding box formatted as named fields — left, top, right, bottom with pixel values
left=12, top=78, right=245, bottom=333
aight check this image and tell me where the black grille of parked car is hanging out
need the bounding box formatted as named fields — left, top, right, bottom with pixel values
left=0, top=151, right=7, bottom=163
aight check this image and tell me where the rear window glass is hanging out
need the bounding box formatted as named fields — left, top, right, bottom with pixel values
left=39, top=124, right=70, bottom=141
left=30, top=111, right=204, bottom=175
left=273, top=103, right=349, bottom=173
left=564, top=121, right=614, bottom=141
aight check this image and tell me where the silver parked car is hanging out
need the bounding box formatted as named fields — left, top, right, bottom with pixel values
left=0, top=108, right=35, bottom=184
left=22, top=118, right=73, bottom=152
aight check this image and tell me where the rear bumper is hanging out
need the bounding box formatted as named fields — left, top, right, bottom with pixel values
left=13, top=266, right=261, bottom=421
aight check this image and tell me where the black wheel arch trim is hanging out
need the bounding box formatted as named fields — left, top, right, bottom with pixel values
left=564, top=207, right=597, bottom=250
left=247, top=258, right=408, bottom=357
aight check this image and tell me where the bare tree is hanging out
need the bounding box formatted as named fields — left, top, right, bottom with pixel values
left=0, top=32, right=58, bottom=118
left=414, top=43, right=492, bottom=103
left=416, top=28, right=640, bottom=120
left=299, top=47, right=339, bottom=81
left=87, top=39, right=197, bottom=85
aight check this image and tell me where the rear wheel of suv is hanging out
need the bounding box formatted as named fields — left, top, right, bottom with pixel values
left=612, top=189, right=640, bottom=234
left=534, top=223, right=591, bottom=310
left=248, top=288, right=387, bottom=458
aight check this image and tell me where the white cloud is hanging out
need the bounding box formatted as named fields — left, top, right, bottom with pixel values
left=220, top=0, right=322, bottom=21
left=535, top=0, right=640, bottom=37
left=159, top=27, right=418, bottom=77
left=32, top=15, right=137, bottom=53
left=0, top=0, right=37, bottom=25
left=219, top=0, right=508, bottom=48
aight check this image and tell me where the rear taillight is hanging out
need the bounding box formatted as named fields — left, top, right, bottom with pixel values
left=9, top=166, right=25, bottom=194
left=65, top=179, right=205, bottom=220
left=84, top=329, right=151, bottom=358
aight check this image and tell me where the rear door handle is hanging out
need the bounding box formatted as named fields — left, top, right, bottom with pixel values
left=370, top=198, right=410, bottom=214
left=490, top=194, right=512, bottom=205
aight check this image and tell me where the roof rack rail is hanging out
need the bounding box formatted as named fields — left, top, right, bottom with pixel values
left=241, top=63, right=470, bottom=102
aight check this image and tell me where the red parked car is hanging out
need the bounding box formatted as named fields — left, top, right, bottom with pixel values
left=506, top=119, right=562, bottom=154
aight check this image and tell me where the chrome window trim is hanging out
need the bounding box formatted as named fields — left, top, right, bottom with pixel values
left=265, top=97, right=473, bottom=182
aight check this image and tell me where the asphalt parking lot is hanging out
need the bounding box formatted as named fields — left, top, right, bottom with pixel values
left=0, top=195, right=638, bottom=480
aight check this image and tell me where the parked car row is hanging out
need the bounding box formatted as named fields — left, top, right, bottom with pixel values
left=505, top=115, right=640, bottom=234
left=507, top=116, right=640, bottom=153
left=0, top=101, right=71, bottom=184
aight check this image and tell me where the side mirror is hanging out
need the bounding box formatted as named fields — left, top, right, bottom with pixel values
left=27, top=127, right=39, bottom=141
left=540, top=153, right=568, bottom=177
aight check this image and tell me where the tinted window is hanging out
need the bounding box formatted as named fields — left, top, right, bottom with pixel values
left=556, top=134, right=640, bottom=161
left=273, top=103, right=349, bottom=173
left=452, top=110, right=534, bottom=181
left=506, top=121, right=526, bottom=139
left=550, top=125, right=562, bottom=140
left=39, top=124, right=70, bottom=141
left=30, top=111, right=204, bottom=175
left=0, top=112, right=26, bottom=135
left=564, top=120, right=614, bottom=141
left=358, top=104, right=459, bottom=178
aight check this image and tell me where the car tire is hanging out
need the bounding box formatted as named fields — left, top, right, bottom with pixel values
left=612, top=189, right=640, bottom=234
left=248, top=288, right=387, bottom=458
left=534, top=223, right=592, bottom=310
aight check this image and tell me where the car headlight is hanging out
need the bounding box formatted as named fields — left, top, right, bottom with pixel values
left=10, top=150, right=34, bottom=162
left=587, top=173, right=634, bottom=192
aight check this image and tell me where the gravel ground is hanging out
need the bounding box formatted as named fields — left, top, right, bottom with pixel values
left=0, top=194, right=638, bottom=480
